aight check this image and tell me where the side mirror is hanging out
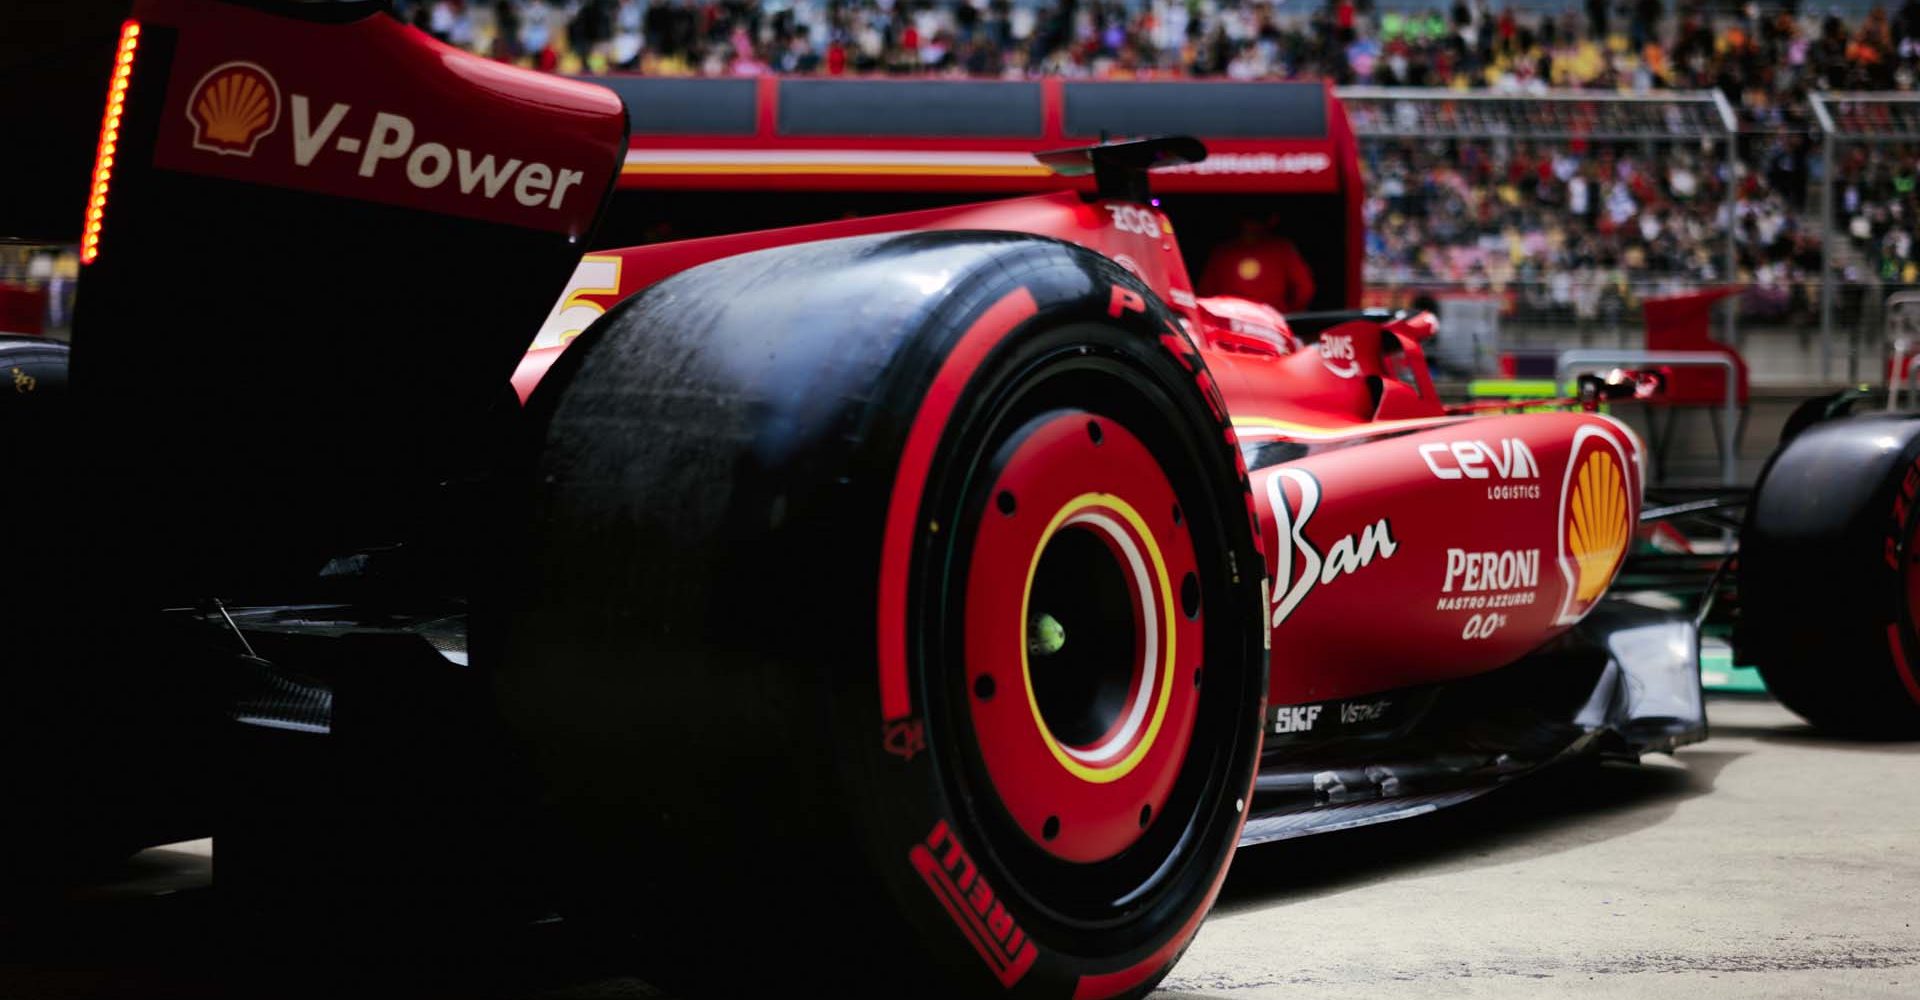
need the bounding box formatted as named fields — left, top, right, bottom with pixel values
left=1576, top=368, right=1667, bottom=409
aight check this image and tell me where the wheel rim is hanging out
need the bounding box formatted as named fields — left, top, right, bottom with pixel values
left=921, top=335, right=1253, bottom=933
left=963, top=411, right=1203, bottom=864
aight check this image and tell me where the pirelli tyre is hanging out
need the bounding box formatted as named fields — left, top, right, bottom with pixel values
left=1742, top=413, right=1920, bottom=736
left=499, top=232, right=1267, bottom=997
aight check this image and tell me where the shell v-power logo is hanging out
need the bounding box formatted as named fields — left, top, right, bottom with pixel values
left=186, top=61, right=282, bottom=156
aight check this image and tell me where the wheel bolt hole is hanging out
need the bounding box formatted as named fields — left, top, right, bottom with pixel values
left=1086, top=420, right=1104, bottom=445
left=1171, top=504, right=1183, bottom=525
left=1139, top=804, right=1153, bottom=828
left=1043, top=816, right=1060, bottom=840
left=996, top=490, right=1017, bottom=516
left=1180, top=572, right=1201, bottom=619
left=1193, top=666, right=1203, bottom=687
left=974, top=674, right=996, bottom=700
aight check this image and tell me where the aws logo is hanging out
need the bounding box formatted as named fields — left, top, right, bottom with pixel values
left=186, top=61, right=281, bottom=157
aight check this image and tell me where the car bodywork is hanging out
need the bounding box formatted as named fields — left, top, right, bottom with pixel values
left=57, top=0, right=1705, bottom=869
left=576, top=71, right=1366, bottom=313
left=505, top=161, right=1699, bottom=846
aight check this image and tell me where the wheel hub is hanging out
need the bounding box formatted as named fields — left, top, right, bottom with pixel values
left=963, top=409, right=1204, bottom=863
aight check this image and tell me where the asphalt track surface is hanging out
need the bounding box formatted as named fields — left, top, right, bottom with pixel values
left=2, top=695, right=1915, bottom=999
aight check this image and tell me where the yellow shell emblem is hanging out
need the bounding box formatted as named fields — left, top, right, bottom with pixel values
left=1567, top=449, right=1629, bottom=601
left=187, top=63, right=280, bottom=156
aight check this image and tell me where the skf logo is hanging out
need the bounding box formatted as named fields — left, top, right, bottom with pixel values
left=910, top=821, right=1036, bottom=987
left=187, top=62, right=281, bottom=157
left=1273, top=704, right=1322, bottom=734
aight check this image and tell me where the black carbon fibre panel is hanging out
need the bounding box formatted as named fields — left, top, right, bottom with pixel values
left=1240, top=790, right=1486, bottom=847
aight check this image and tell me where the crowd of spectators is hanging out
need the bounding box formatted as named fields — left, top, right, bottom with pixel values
left=1360, top=133, right=1824, bottom=324
left=392, top=1, right=1920, bottom=99
left=1835, top=144, right=1920, bottom=285
left=398, top=0, right=1343, bottom=79
left=385, top=0, right=1920, bottom=324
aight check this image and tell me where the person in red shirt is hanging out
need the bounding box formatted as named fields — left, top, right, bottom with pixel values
left=1197, top=218, right=1318, bottom=314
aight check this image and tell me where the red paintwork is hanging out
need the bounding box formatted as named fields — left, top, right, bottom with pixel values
left=126, top=0, right=1643, bottom=716
left=525, top=180, right=1644, bottom=705
left=963, top=411, right=1201, bottom=864
left=140, top=0, right=624, bottom=240
left=92, top=9, right=1648, bottom=989
left=1643, top=287, right=1749, bottom=406
left=1254, top=413, right=1642, bottom=703
left=0, top=283, right=47, bottom=335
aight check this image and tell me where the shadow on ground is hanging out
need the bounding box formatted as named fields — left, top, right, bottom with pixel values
left=0, top=752, right=1739, bottom=999
left=1705, top=723, right=1920, bottom=753
left=6, top=702, right=1811, bottom=1000
left=1213, top=749, right=1740, bottom=915
left=0, top=862, right=662, bottom=1000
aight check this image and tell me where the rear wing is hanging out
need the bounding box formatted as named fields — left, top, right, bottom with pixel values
left=73, top=0, right=627, bottom=592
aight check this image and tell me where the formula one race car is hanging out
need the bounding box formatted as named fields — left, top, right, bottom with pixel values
left=8, top=2, right=1920, bottom=998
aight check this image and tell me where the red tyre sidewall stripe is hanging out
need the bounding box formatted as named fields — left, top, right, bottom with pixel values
left=1887, top=623, right=1920, bottom=707
left=1892, top=454, right=1920, bottom=708
left=878, top=287, right=1040, bottom=722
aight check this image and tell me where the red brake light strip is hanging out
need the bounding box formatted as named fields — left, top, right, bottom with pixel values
left=80, top=20, right=141, bottom=266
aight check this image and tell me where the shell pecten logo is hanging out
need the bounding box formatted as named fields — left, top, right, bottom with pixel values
left=1567, top=448, right=1629, bottom=602
left=187, top=61, right=281, bottom=157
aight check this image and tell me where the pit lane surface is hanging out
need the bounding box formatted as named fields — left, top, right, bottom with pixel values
left=3, top=695, right=1916, bottom=999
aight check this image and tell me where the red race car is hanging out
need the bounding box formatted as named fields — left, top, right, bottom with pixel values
left=6, top=2, right=1919, bottom=998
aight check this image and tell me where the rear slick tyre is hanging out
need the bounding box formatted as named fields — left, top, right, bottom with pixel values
left=499, top=232, right=1266, bottom=997
left=1743, top=413, right=1920, bottom=737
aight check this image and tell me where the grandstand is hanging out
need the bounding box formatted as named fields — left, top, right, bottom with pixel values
left=16, top=1, right=1920, bottom=383
left=357, top=1, right=1920, bottom=381
left=393, top=1, right=1920, bottom=94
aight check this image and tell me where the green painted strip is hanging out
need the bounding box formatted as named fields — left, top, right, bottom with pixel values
left=1467, top=379, right=1559, bottom=398
left=1701, top=647, right=1768, bottom=694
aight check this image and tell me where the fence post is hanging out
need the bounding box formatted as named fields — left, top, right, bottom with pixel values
left=1820, top=118, right=1836, bottom=382
left=1724, top=136, right=1740, bottom=352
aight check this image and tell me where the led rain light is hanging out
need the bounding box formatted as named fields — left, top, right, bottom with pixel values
left=80, top=20, right=140, bottom=265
